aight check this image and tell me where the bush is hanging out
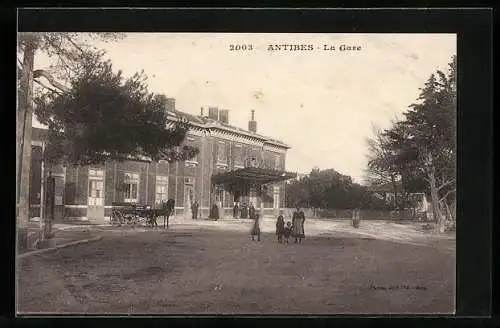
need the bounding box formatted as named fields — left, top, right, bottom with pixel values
left=422, top=223, right=434, bottom=231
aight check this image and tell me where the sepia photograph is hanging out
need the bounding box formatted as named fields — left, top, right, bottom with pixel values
left=16, top=32, right=457, bottom=315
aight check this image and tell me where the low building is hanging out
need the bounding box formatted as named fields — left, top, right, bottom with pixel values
left=29, top=99, right=296, bottom=223
left=366, top=182, right=429, bottom=213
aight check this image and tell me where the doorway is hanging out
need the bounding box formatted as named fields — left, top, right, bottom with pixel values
left=184, top=181, right=195, bottom=220
left=88, top=169, right=105, bottom=223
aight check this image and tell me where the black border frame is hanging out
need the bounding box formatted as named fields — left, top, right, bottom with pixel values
left=4, top=7, right=493, bottom=326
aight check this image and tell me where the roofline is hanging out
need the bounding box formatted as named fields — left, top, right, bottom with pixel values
left=167, top=112, right=291, bottom=150
left=33, top=110, right=292, bottom=150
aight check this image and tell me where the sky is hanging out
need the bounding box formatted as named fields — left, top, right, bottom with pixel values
left=31, top=33, right=456, bottom=183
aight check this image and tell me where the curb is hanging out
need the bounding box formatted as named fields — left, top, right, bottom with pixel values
left=17, top=236, right=103, bottom=259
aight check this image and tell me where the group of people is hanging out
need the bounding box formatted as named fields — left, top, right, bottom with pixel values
left=232, top=202, right=257, bottom=219
left=250, top=206, right=306, bottom=244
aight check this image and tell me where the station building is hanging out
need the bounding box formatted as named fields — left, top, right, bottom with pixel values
left=29, top=98, right=296, bottom=224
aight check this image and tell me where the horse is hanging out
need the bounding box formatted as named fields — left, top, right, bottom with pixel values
left=161, top=198, right=175, bottom=229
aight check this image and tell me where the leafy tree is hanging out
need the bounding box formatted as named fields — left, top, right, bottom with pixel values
left=17, top=33, right=198, bottom=242
left=17, top=32, right=125, bottom=229
left=34, top=56, right=198, bottom=166
left=381, top=56, right=457, bottom=231
left=285, top=168, right=373, bottom=211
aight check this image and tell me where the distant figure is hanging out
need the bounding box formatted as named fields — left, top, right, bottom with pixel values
left=249, top=203, right=256, bottom=220
left=276, top=211, right=285, bottom=243
left=241, top=203, right=248, bottom=219
left=191, top=200, right=199, bottom=220
left=352, top=208, right=361, bottom=228
left=292, top=205, right=306, bottom=244
left=210, top=203, right=219, bottom=221
left=284, top=221, right=292, bottom=243
left=251, top=214, right=261, bottom=241
left=162, top=198, right=175, bottom=229
left=233, top=202, right=240, bottom=219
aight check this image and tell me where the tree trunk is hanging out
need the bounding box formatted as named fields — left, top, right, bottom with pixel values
left=428, top=168, right=443, bottom=233
left=17, top=39, right=37, bottom=229
left=390, top=176, right=398, bottom=209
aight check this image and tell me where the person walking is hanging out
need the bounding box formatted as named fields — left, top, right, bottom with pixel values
left=292, top=205, right=306, bottom=244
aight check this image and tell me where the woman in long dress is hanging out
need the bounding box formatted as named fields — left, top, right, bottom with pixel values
left=251, top=214, right=261, bottom=241
left=292, top=206, right=306, bottom=244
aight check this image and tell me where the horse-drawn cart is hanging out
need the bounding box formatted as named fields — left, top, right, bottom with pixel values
left=110, top=200, right=174, bottom=229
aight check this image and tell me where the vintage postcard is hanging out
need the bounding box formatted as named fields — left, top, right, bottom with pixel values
left=17, top=32, right=456, bottom=315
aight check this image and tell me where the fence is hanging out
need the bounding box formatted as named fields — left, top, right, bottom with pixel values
left=280, top=208, right=426, bottom=221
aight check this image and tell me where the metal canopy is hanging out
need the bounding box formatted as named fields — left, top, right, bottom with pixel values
left=211, top=167, right=297, bottom=186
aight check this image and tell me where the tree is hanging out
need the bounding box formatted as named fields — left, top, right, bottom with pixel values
left=17, top=33, right=199, bottom=243
left=364, top=124, right=402, bottom=208
left=285, top=168, right=372, bottom=211
left=17, top=32, right=125, bottom=229
left=34, top=56, right=198, bottom=166
left=384, top=56, right=457, bottom=231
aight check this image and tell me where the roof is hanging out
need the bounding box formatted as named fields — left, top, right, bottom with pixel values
left=211, top=167, right=297, bottom=185
left=168, top=109, right=291, bottom=149
left=32, top=108, right=292, bottom=150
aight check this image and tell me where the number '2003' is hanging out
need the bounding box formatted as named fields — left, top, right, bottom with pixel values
left=229, top=44, right=253, bottom=51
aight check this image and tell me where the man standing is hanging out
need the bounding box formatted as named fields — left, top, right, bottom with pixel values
left=191, top=200, right=199, bottom=220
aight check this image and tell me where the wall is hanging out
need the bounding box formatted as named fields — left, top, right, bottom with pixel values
left=316, top=208, right=424, bottom=220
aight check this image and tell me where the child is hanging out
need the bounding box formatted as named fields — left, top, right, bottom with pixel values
left=276, top=212, right=285, bottom=243
left=283, top=221, right=292, bottom=243
left=251, top=214, right=261, bottom=241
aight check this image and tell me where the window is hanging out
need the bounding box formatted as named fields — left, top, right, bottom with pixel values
left=215, top=184, right=224, bottom=204
left=217, top=142, right=227, bottom=164
left=234, top=145, right=244, bottom=167
left=89, top=180, right=104, bottom=199
left=155, top=175, right=168, bottom=204
left=88, top=169, right=104, bottom=206
left=274, top=155, right=280, bottom=170
left=89, top=169, right=104, bottom=178
left=124, top=172, right=139, bottom=203
left=185, top=139, right=198, bottom=164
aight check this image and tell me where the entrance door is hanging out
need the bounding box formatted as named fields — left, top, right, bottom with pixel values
left=88, top=169, right=105, bottom=223
left=184, top=180, right=195, bottom=220
left=215, top=184, right=225, bottom=218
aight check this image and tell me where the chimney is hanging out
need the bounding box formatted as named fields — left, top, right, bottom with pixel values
left=248, top=109, right=257, bottom=133
left=219, top=109, right=229, bottom=124
left=200, top=107, right=204, bottom=116
left=208, top=107, right=219, bottom=120
left=164, top=97, right=176, bottom=112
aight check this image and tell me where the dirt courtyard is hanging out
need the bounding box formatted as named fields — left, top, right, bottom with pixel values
left=16, top=220, right=455, bottom=315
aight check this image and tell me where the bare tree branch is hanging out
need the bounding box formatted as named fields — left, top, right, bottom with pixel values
left=33, top=69, right=70, bottom=93
left=64, top=34, right=86, bottom=54
left=437, top=178, right=455, bottom=191
left=33, top=78, right=63, bottom=95
left=439, top=189, right=455, bottom=203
